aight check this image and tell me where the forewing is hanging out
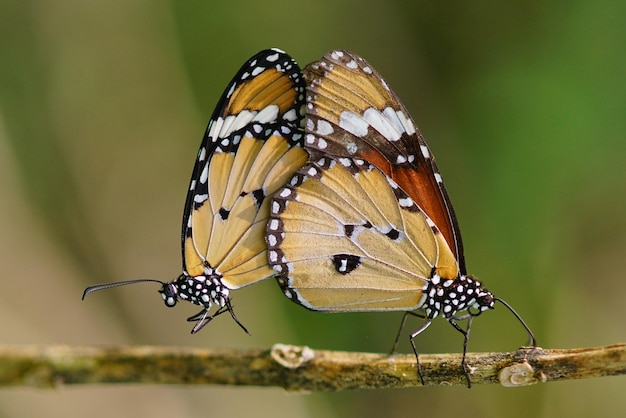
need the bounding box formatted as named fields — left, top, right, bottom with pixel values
left=182, top=49, right=307, bottom=289
left=303, top=50, right=466, bottom=274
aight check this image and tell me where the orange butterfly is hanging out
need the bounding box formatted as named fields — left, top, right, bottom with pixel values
left=267, top=50, right=536, bottom=386
left=84, top=49, right=308, bottom=333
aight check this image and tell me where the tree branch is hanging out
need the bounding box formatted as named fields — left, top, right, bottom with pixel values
left=0, top=343, right=624, bottom=390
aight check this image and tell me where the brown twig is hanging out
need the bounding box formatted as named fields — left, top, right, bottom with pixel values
left=0, top=343, right=624, bottom=391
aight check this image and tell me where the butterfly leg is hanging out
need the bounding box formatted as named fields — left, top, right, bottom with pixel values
left=446, top=316, right=473, bottom=388
left=189, top=308, right=213, bottom=334
left=187, top=304, right=229, bottom=334
left=189, top=307, right=224, bottom=334
left=390, top=311, right=426, bottom=354
left=224, top=298, right=249, bottom=335
left=409, top=318, right=434, bottom=386
left=187, top=299, right=249, bottom=334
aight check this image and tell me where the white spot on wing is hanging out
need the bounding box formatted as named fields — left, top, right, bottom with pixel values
left=338, top=157, right=351, bottom=167
left=226, top=84, right=236, bottom=99
left=382, top=107, right=404, bottom=132
left=267, top=234, right=277, bottom=246
left=194, top=193, right=208, bottom=203
left=363, top=108, right=401, bottom=141
left=283, top=108, right=298, bottom=122
left=387, top=177, right=400, bottom=189
left=396, top=111, right=416, bottom=135
left=254, top=105, right=279, bottom=124
left=317, top=119, right=334, bottom=135
left=208, top=117, right=225, bottom=140
left=222, top=113, right=253, bottom=137
left=346, top=142, right=358, bottom=154
left=339, top=111, right=369, bottom=137
left=200, top=162, right=209, bottom=184
left=251, top=66, right=265, bottom=76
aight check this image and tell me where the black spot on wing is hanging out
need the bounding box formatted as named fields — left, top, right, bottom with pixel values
left=385, top=228, right=400, bottom=240
left=331, top=254, right=361, bottom=275
left=251, top=188, right=265, bottom=207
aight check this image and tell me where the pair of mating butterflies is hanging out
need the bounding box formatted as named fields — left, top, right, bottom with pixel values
left=84, top=48, right=536, bottom=386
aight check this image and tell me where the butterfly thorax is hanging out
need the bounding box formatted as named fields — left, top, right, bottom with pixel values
left=422, top=274, right=495, bottom=319
left=159, top=273, right=229, bottom=310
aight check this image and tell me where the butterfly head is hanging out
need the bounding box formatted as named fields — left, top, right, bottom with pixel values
left=423, top=274, right=495, bottom=320
left=159, top=273, right=230, bottom=310
left=159, top=280, right=180, bottom=307
left=465, top=275, right=496, bottom=315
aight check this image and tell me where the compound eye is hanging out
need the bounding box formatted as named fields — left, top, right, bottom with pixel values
left=159, top=283, right=178, bottom=307
left=474, top=292, right=495, bottom=312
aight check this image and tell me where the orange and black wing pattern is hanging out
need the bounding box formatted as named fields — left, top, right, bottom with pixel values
left=303, top=50, right=465, bottom=276
left=177, top=49, right=308, bottom=314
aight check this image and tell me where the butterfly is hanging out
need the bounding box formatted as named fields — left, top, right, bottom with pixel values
left=266, top=50, right=536, bottom=386
left=83, top=48, right=308, bottom=333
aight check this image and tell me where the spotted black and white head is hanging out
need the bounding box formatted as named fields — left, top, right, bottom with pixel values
left=422, top=274, right=495, bottom=320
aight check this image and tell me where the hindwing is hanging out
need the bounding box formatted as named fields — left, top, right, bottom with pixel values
left=267, top=155, right=458, bottom=311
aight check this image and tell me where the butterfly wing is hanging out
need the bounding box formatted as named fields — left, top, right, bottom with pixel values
left=303, top=50, right=465, bottom=275
left=267, top=154, right=458, bottom=312
left=182, top=49, right=308, bottom=290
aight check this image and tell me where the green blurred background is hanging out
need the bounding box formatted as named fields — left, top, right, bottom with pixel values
left=1, top=0, right=625, bottom=416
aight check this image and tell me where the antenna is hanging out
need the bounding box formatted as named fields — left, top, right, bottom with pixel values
left=495, top=297, right=537, bottom=347
left=82, top=279, right=166, bottom=300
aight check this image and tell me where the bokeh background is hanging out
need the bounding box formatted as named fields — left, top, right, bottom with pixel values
left=1, top=0, right=625, bottom=417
